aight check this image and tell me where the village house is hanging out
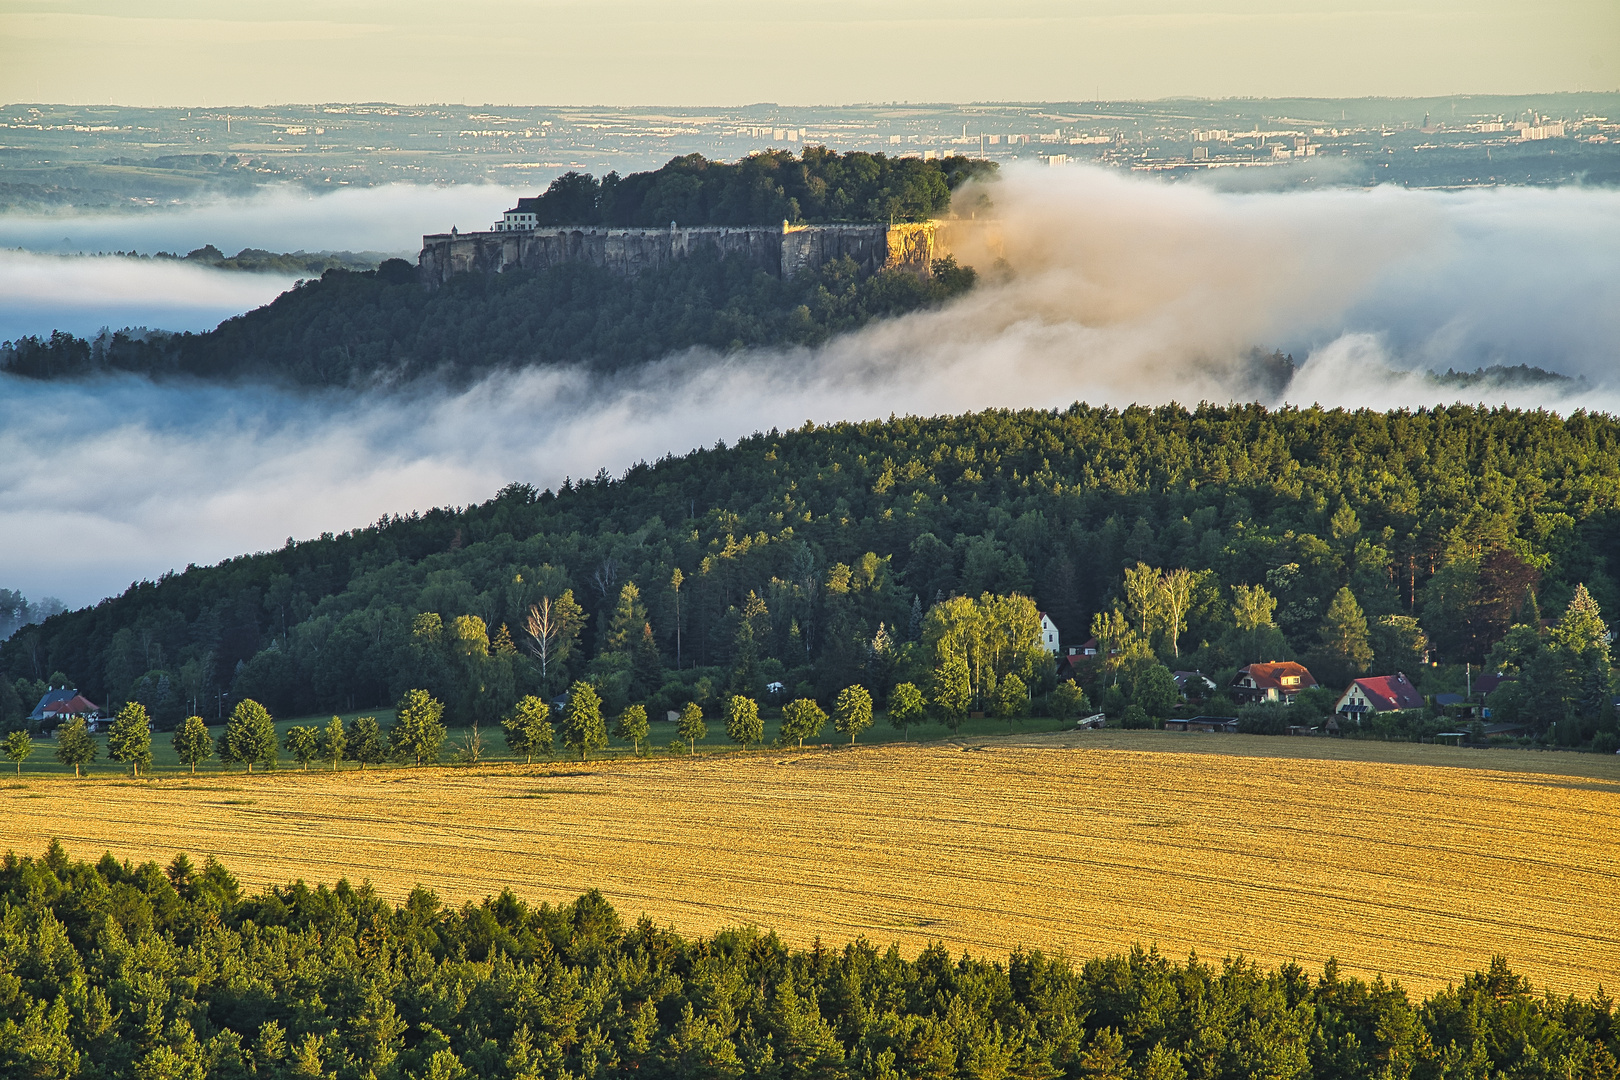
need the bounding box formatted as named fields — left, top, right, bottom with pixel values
left=1229, top=661, right=1317, bottom=704
left=28, top=687, right=104, bottom=731
left=1172, top=670, right=1217, bottom=697
left=1335, top=673, right=1424, bottom=716
left=1038, top=611, right=1061, bottom=654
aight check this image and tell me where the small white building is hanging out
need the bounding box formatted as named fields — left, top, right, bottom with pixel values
left=1038, top=611, right=1060, bottom=655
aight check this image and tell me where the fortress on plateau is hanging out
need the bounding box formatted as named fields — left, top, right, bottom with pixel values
left=418, top=210, right=982, bottom=287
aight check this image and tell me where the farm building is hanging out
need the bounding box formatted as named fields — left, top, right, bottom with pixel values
left=1335, top=673, right=1424, bottom=716
left=28, top=688, right=103, bottom=730
left=1230, top=661, right=1317, bottom=704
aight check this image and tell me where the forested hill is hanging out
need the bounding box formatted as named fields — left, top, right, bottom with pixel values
left=6, top=404, right=1620, bottom=747
left=0, top=250, right=977, bottom=386
left=513, top=147, right=997, bottom=226
left=2, top=843, right=1614, bottom=1080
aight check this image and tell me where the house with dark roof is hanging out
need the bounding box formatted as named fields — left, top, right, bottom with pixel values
left=1172, top=670, right=1217, bottom=697
left=1230, top=661, right=1317, bottom=704
left=1335, top=673, right=1424, bottom=716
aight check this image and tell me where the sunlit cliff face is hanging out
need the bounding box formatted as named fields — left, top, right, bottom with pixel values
left=3, top=165, right=1619, bottom=605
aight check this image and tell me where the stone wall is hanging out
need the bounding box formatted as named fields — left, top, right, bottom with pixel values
left=417, top=220, right=973, bottom=288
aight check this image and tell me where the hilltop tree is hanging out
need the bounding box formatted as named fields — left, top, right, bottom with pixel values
left=221, top=699, right=278, bottom=773
left=832, top=685, right=873, bottom=744
left=561, top=682, right=608, bottom=762
left=172, top=715, right=214, bottom=773
left=614, top=704, right=650, bottom=755
left=54, top=716, right=98, bottom=776
left=321, top=715, right=346, bottom=771
left=888, top=682, right=926, bottom=739
left=779, top=698, right=827, bottom=749
left=391, top=689, right=447, bottom=766
left=345, top=715, right=387, bottom=770
left=107, top=701, right=153, bottom=777
left=3, top=729, right=34, bottom=775
left=676, top=701, right=706, bottom=755
left=285, top=726, right=321, bottom=770
left=503, top=695, right=554, bottom=764
left=723, top=695, right=762, bottom=749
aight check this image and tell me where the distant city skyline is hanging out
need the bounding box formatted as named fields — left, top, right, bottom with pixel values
left=1, top=0, right=1613, bottom=107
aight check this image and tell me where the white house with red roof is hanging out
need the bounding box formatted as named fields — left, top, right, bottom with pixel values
left=1230, top=661, right=1317, bottom=704
left=1335, top=673, right=1424, bottom=717
left=28, top=687, right=104, bottom=730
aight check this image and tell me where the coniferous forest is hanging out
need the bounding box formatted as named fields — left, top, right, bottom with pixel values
left=5, top=403, right=1620, bottom=751
left=0, top=842, right=1614, bottom=1080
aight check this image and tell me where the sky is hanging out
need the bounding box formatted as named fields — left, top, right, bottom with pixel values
left=1, top=0, right=1614, bottom=106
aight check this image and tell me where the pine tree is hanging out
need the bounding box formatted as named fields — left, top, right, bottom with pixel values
left=172, top=715, right=214, bottom=773
left=723, top=695, right=762, bottom=748
left=491, top=622, right=518, bottom=656
left=54, top=716, right=98, bottom=776
left=676, top=701, right=706, bottom=755
left=391, top=689, right=447, bottom=766
left=321, top=715, right=346, bottom=770
left=1316, top=587, right=1373, bottom=687
left=107, top=701, right=153, bottom=777
left=614, top=704, right=650, bottom=755
left=503, top=695, right=553, bottom=764
left=222, top=699, right=278, bottom=772
left=3, top=729, right=34, bottom=775
left=633, top=622, right=664, bottom=698
left=832, top=685, right=873, bottom=744
left=888, top=682, right=926, bottom=739
left=561, top=681, right=608, bottom=762
left=346, top=715, right=387, bottom=770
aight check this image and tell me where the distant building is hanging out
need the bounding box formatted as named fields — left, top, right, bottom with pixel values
left=29, top=688, right=103, bottom=730
left=1335, top=673, right=1424, bottom=716
left=1230, top=662, right=1317, bottom=704
left=1163, top=716, right=1238, bottom=733
left=1172, top=670, right=1217, bottom=697
left=1038, top=611, right=1060, bottom=655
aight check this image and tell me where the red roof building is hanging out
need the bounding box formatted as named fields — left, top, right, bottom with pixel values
left=1335, top=674, right=1424, bottom=716
left=1230, top=661, right=1317, bottom=703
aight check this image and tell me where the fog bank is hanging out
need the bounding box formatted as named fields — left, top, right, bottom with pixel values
left=3, top=166, right=1618, bottom=607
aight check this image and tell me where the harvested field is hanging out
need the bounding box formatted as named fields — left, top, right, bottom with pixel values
left=3, top=735, right=1616, bottom=994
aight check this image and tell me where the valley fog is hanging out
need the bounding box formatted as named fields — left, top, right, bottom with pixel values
left=2, top=165, right=1617, bottom=607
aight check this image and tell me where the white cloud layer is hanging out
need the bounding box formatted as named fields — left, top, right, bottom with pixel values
left=2, top=166, right=1618, bottom=607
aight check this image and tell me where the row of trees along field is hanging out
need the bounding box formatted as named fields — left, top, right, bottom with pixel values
left=7, top=404, right=1620, bottom=750
left=1, top=842, right=1615, bottom=1080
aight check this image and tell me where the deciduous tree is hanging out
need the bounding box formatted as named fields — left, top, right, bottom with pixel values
left=723, top=695, right=762, bottom=749
left=614, top=704, right=650, bottom=755
left=832, top=685, right=873, bottom=744
left=54, top=716, right=98, bottom=776
left=222, top=699, right=278, bottom=773
left=172, top=715, right=214, bottom=773
left=285, top=726, right=321, bottom=769
left=321, top=715, right=346, bottom=771
left=108, top=701, right=153, bottom=777
left=676, top=701, right=706, bottom=755
left=391, top=689, right=447, bottom=766
left=503, top=695, right=554, bottom=764
left=3, top=729, right=34, bottom=775
left=888, top=682, right=926, bottom=739
left=346, top=715, right=387, bottom=770
left=779, top=698, right=826, bottom=748
left=562, top=682, right=608, bottom=761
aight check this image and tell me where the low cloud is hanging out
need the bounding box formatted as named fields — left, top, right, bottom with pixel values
left=2, top=166, right=1618, bottom=607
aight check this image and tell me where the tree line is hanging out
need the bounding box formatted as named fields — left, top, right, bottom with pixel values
left=0, top=841, right=1612, bottom=1079
left=7, top=404, right=1620, bottom=751
left=515, top=147, right=997, bottom=228
left=0, top=249, right=977, bottom=386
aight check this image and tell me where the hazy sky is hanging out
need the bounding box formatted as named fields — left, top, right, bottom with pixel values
left=2, top=0, right=1613, bottom=106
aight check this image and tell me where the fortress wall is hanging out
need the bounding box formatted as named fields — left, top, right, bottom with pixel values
left=419, top=220, right=985, bottom=287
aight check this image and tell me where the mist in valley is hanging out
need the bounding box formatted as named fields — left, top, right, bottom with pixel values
left=2, top=165, right=1617, bottom=610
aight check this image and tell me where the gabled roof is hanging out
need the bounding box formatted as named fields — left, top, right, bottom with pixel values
left=1346, top=674, right=1424, bottom=712
left=1233, top=662, right=1317, bottom=691
left=29, top=688, right=99, bottom=721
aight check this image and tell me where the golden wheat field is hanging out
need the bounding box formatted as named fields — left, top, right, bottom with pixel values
left=3, top=734, right=1616, bottom=995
